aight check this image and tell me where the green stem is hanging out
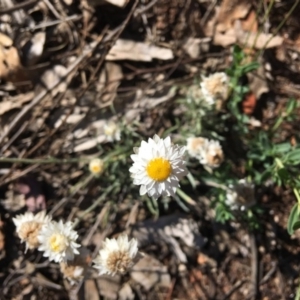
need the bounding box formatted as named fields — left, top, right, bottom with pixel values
left=0, top=157, right=86, bottom=164
left=259, top=0, right=300, bottom=54
left=145, top=197, right=159, bottom=217
left=294, top=188, right=300, bottom=206
left=176, top=188, right=196, bottom=205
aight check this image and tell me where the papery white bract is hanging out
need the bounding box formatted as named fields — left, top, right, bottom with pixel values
left=187, top=137, right=224, bottom=168
left=60, top=262, right=85, bottom=284
left=200, top=72, right=229, bottom=105
left=13, top=211, right=51, bottom=251
left=104, top=121, right=121, bottom=142
left=93, top=235, right=138, bottom=276
left=225, top=179, right=256, bottom=211
left=38, top=220, right=80, bottom=263
left=129, top=135, right=188, bottom=199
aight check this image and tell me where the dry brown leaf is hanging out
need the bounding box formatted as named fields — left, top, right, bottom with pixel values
left=130, top=254, right=171, bottom=291
left=213, top=28, right=237, bottom=47
left=39, top=65, right=69, bottom=97
left=96, top=275, right=121, bottom=299
left=234, top=20, right=283, bottom=49
left=247, top=62, right=269, bottom=99
left=183, top=37, right=211, bottom=58
left=0, top=92, right=34, bottom=115
left=241, top=9, right=258, bottom=32
left=0, top=33, right=22, bottom=80
left=107, top=39, right=173, bottom=61
left=118, top=283, right=134, bottom=300
left=84, top=280, right=100, bottom=300
left=216, top=0, right=252, bottom=32
left=97, top=62, right=123, bottom=103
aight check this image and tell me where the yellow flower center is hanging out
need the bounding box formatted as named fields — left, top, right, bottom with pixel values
left=49, top=233, right=67, bottom=253
left=104, top=125, right=116, bottom=137
left=146, top=158, right=172, bottom=181
left=89, top=159, right=104, bottom=175
left=91, top=165, right=101, bottom=173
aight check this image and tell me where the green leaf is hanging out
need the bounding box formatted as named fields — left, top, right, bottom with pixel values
left=287, top=203, right=300, bottom=235
left=286, top=149, right=300, bottom=163
left=293, top=221, right=300, bottom=232
left=277, top=167, right=290, bottom=181
left=241, top=62, right=260, bottom=74
left=273, top=143, right=291, bottom=154
left=286, top=98, right=297, bottom=115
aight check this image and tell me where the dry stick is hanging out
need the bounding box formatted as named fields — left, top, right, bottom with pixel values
left=222, top=280, right=246, bottom=300
left=0, top=57, right=87, bottom=147
left=0, top=24, right=121, bottom=149
left=49, top=174, right=93, bottom=216
left=200, top=0, right=217, bottom=28
left=24, top=14, right=82, bottom=31
left=134, top=0, right=159, bottom=16
left=249, top=232, right=259, bottom=300
left=50, top=0, right=139, bottom=214
left=0, top=164, right=38, bottom=187
left=42, top=0, right=62, bottom=20
left=0, top=0, right=37, bottom=15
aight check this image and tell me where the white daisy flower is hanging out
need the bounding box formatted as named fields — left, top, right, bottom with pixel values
left=225, top=179, right=256, bottom=211
left=200, top=72, right=229, bottom=105
left=13, top=211, right=51, bottom=251
left=104, top=121, right=121, bottom=142
left=38, top=220, right=80, bottom=263
left=93, top=235, right=138, bottom=276
left=89, top=158, right=104, bottom=176
left=187, top=137, right=224, bottom=168
left=129, top=135, right=188, bottom=199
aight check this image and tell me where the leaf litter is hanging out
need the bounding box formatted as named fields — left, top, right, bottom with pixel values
left=0, top=0, right=299, bottom=299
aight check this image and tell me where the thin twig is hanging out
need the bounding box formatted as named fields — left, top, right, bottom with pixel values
left=23, top=15, right=82, bottom=31
left=249, top=232, right=259, bottom=300
left=0, top=0, right=37, bottom=15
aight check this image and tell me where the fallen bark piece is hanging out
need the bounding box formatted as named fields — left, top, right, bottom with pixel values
left=0, top=92, right=34, bottom=115
left=130, top=254, right=171, bottom=291
left=107, top=39, right=174, bottom=61
left=0, top=32, right=22, bottom=80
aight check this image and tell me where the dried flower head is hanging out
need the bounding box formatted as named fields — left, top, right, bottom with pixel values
left=225, top=179, right=256, bottom=211
left=200, top=72, right=229, bottom=105
left=129, top=135, right=188, bottom=199
left=13, top=211, right=51, bottom=251
left=89, top=158, right=104, bottom=176
left=93, top=235, right=138, bottom=276
left=104, top=121, right=121, bottom=142
left=187, top=137, right=224, bottom=168
left=60, top=262, right=84, bottom=284
left=38, top=220, right=80, bottom=263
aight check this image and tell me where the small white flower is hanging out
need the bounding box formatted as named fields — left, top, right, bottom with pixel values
left=38, top=220, right=80, bottom=263
left=13, top=211, right=51, bottom=251
left=200, top=72, right=229, bottom=105
left=104, top=121, right=121, bottom=142
left=89, top=158, right=104, bottom=175
left=225, top=179, right=256, bottom=211
left=129, top=135, right=188, bottom=199
left=93, top=235, right=138, bottom=276
left=187, top=137, right=224, bottom=168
